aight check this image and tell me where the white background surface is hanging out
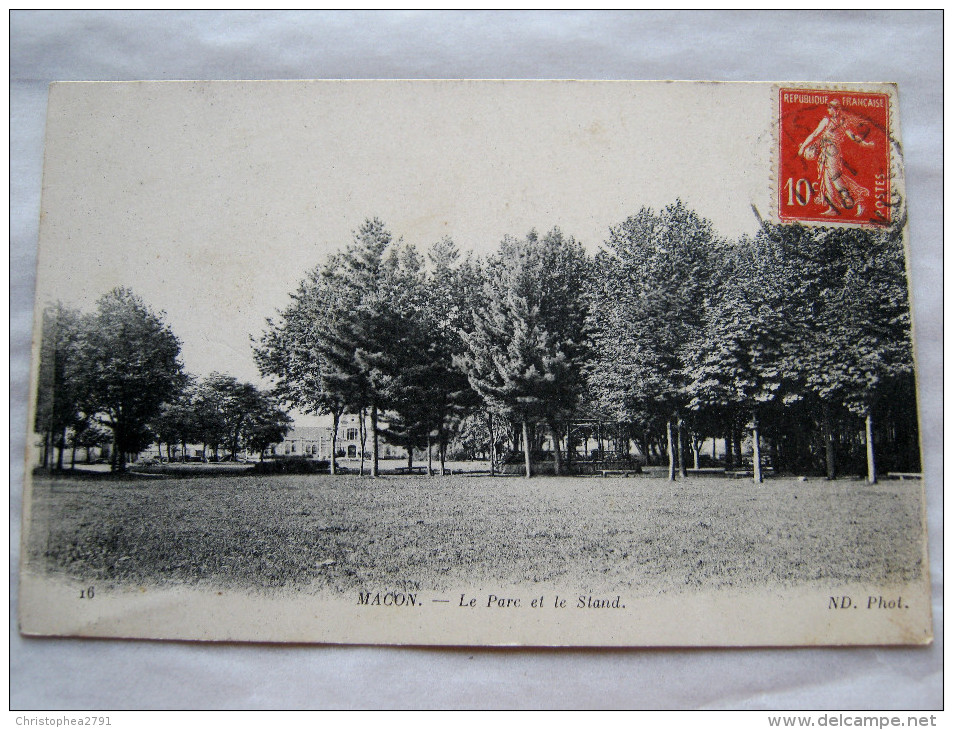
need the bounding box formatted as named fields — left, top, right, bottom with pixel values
left=9, top=10, right=942, bottom=709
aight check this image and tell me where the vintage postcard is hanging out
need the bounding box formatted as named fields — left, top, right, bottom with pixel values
left=19, top=80, right=931, bottom=646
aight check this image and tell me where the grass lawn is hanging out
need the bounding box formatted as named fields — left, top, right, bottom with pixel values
left=24, top=471, right=925, bottom=595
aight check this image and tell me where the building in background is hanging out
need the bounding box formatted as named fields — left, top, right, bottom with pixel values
left=266, top=414, right=401, bottom=460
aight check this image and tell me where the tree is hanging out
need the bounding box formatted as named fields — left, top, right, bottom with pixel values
left=259, top=218, right=442, bottom=476
left=191, top=373, right=286, bottom=460
left=417, top=238, right=481, bottom=474
left=587, top=202, right=717, bottom=481
left=683, top=220, right=917, bottom=483
left=34, top=302, right=84, bottom=470
left=243, top=395, right=293, bottom=460
left=191, top=378, right=228, bottom=461
left=152, top=376, right=201, bottom=461
left=224, top=377, right=265, bottom=460
left=767, top=222, right=915, bottom=482
left=259, top=218, right=444, bottom=476
left=458, top=228, right=590, bottom=478
left=316, top=219, right=397, bottom=477
left=366, top=241, right=434, bottom=471
left=66, top=418, right=112, bottom=468
left=72, top=288, right=185, bottom=471
left=254, top=255, right=356, bottom=474
left=683, top=234, right=794, bottom=483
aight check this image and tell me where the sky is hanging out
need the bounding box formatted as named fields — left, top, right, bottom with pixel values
left=34, top=80, right=823, bottom=418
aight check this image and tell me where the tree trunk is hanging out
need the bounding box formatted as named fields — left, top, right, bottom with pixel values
left=56, top=426, right=66, bottom=471
left=865, top=411, right=877, bottom=484
left=752, top=412, right=763, bottom=484
left=693, top=442, right=700, bottom=470
left=666, top=419, right=676, bottom=482
left=111, top=433, right=120, bottom=472
left=330, top=411, right=339, bottom=475
left=487, top=412, right=495, bottom=476
left=551, top=425, right=563, bottom=476
left=677, top=419, right=687, bottom=478
left=566, top=422, right=573, bottom=475
left=70, top=444, right=77, bottom=470
left=522, top=418, right=532, bottom=479
left=407, top=443, right=413, bottom=471
left=371, top=404, right=379, bottom=478
left=359, top=408, right=366, bottom=476
left=824, top=403, right=836, bottom=480
left=724, top=432, right=733, bottom=468
left=427, top=430, right=433, bottom=476
left=41, top=430, right=50, bottom=468
left=439, top=438, right=447, bottom=476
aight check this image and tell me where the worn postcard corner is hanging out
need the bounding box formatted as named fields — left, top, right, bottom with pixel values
left=20, top=80, right=931, bottom=647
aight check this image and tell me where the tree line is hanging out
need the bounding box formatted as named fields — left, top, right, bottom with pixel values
left=34, top=202, right=918, bottom=482
left=255, top=203, right=919, bottom=482
left=34, top=288, right=291, bottom=472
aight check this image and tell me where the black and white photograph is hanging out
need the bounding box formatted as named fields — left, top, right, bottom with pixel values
left=19, top=79, right=931, bottom=647
left=10, top=10, right=941, bottom=711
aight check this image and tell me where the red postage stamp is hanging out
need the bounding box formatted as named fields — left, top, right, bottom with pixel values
left=778, top=88, right=892, bottom=226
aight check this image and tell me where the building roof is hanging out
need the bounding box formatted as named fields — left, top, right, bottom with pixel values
left=282, top=426, right=330, bottom=441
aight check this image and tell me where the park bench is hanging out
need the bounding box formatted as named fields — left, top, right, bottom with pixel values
left=394, top=466, right=428, bottom=475
left=886, top=472, right=922, bottom=481
left=600, top=469, right=638, bottom=477
left=686, top=468, right=726, bottom=476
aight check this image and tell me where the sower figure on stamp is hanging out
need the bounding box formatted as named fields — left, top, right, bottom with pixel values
left=798, top=99, right=875, bottom=216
